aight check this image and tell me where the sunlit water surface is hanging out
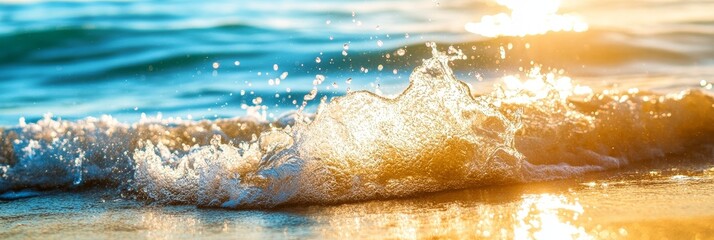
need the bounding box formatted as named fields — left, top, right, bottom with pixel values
left=1, top=0, right=714, bottom=239
left=3, top=163, right=714, bottom=239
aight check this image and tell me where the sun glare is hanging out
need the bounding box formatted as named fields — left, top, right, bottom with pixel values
left=498, top=66, right=593, bottom=104
left=465, top=0, right=588, bottom=37
left=514, top=194, right=592, bottom=240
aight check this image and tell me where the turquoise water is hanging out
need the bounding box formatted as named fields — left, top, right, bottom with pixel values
left=1, top=0, right=713, bottom=126
left=0, top=0, right=466, bottom=125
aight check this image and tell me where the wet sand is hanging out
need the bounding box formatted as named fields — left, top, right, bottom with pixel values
left=2, top=160, right=713, bottom=239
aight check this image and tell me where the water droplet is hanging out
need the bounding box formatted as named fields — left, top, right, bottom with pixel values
left=392, top=69, right=398, bottom=74
left=448, top=45, right=458, bottom=54
left=332, top=82, right=338, bottom=88
left=252, top=97, right=263, bottom=105
left=377, top=40, right=383, bottom=47
left=315, top=57, right=322, bottom=63
left=280, top=72, right=288, bottom=80
left=475, top=73, right=484, bottom=82
left=375, top=25, right=380, bottom=30
left=304, top=89, right=318, bottom=101
left=268, top=79, right=275, bottom=85
left=329, top=36, right=334, bottom=40
left=397, top=48, right=406, bottom=56
left=499, top=46, right=506, bottom=59
left=343, top=43, right=350, bottom=50
left=378, top=65, right=384, bottom=71
left=273, top=64, right=278, bottom=71
left=404, top=33, right=410, bottom=38
left=346, top=77, right=352, bottom=84
left=212, top=62, right=220, bottom=69
left=234, top=61, right=241, bottom=66
left=313, top=74, right=325, bottom=85
left=326, top=20, right=331, bottom=25
left=342, top=50, right=348, bottom=56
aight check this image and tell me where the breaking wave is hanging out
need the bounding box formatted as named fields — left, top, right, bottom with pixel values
left=1, top=45, right=713, bottom=208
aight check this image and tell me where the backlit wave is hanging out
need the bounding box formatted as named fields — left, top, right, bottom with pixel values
left=1, top=45, right=713, bottom=208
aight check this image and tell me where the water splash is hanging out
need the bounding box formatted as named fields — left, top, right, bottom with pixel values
left=1, top=45, right=713, bottom=209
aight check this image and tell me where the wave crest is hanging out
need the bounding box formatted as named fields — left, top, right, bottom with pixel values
left=1, top=45, right=713, bottom=208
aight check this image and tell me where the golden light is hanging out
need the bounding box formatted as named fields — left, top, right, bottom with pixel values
left=498, top=66, right=593, bottom=104
left=514, top=194, right=592, bottom=240
left=465, top=0, right=588, bottom=37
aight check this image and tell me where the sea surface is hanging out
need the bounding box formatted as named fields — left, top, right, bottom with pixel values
left=1, top=0, right=714, bottom=239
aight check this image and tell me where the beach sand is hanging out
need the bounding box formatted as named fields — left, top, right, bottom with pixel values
left=3, top=160, right=713, bottom=239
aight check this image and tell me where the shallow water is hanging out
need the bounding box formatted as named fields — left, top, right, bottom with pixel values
left=1, top=0, right=714, bottom=239
left=3, top=161, right=714, bottom=239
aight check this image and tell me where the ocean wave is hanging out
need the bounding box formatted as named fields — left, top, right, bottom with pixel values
left=1, top=45, right=713, bottom=208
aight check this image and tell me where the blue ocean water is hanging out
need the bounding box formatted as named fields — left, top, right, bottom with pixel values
left=0, top=0, right=476, bottom=125
left=2, top=0, right=712, bottom=126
